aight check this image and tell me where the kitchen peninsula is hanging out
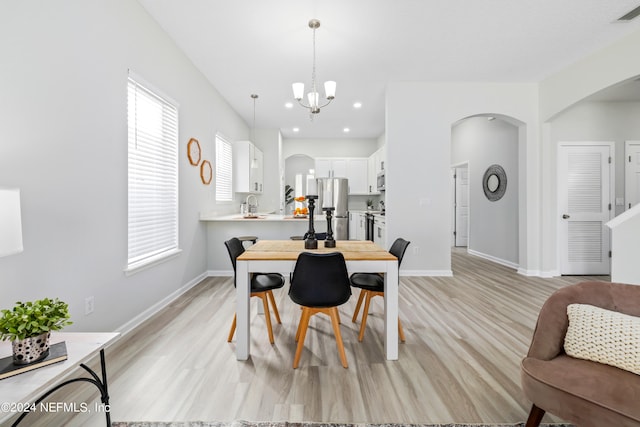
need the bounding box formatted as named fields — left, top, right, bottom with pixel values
left=201, top=212, right=329, bottom=236
left=201, top=212, right=332, bottom=273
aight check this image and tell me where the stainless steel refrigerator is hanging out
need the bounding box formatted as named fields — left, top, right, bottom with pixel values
left=317, top=177, right=349, bottom=240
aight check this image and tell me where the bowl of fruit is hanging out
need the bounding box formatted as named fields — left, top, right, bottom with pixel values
left=293, top=196, right=308, bottom=218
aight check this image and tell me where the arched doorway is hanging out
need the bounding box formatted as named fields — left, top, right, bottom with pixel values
left=451, top=114, right=524, bottom=270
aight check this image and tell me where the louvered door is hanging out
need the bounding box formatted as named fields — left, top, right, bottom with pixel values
left=558, top=143, right=613, bottom=275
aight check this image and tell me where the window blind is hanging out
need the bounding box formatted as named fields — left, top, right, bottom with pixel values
left=127, top=75, right=179, bottom=269
left=216, top=134, right=233, bottom=201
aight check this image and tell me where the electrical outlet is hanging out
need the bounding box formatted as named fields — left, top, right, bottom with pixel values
left=85, top=296, right=95, bottom=315
left=413, top=246, right=419, bottom=255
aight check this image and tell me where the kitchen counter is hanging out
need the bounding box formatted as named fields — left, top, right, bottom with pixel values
left=201, top=212, right=332, bottom=273
left=199, top=213, right=325, bottom=221
left=350, top=209, right=383, bottom=215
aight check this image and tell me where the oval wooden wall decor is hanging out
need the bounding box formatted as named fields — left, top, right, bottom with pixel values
left=187, top=138, right=201, bottom=166
left=200, top=160, right=212, bottom=185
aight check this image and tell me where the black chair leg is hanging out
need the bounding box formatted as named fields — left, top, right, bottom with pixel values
left=525, top=404, right=545, bottom=427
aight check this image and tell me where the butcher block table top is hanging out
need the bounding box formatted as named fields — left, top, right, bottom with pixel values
left=239, top=239, right=397, bottom=261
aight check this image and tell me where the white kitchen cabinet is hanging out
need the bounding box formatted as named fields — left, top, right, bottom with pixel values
left=315, top=157, right=368, bottom=195
left=367, top=146, right=386, bottom=194
left=234, top=140, right=263, bottom=194
left=347, top=158, right=368, bottom=194
left=368, top=155, right=377, bottom=194
left=315, top=158, right=347, bottom=178
left=349, top=212, right=358, bottom=240
left=374, top=215, right=386, bottom=249
left=355, top=212, right=367, bottom=241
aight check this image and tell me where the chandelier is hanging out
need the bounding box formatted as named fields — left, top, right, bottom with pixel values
left=292, top=19, right=336, bottom=118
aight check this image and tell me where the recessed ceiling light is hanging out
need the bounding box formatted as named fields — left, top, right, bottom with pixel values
left=353, top=102, right=362, bottom=109
left=292, top=127, right=300, bottom=132
left=343, top=127, right=350, bottom=133
left=285, top=102, right=293, bottom=109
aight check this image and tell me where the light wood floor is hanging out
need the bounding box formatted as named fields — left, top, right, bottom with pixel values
left=19, top=249, right=609, bottom=426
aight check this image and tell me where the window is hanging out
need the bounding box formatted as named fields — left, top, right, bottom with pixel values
left=127, top=73, right=180, bottom=272
left=216, top=133, right=233, bottom=201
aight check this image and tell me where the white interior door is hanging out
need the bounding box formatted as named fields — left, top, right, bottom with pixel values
left=455, top=166, right=469, bottom=247
left=625, top=141, right=640, bottom=210
left=451, top=165, right=469, bottom=247
left=558, top=143, right=613, bottom=275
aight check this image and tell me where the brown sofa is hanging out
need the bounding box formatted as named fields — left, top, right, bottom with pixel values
left=521, top=281, right=640, bottom=427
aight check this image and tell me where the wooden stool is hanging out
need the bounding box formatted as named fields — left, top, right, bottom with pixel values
left=238, top=235, right=258, bottom=246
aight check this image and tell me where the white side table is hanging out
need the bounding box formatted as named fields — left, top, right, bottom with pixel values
left=0, top=332, right=119, bottom=426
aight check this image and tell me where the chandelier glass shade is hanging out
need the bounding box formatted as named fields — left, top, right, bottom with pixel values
left=292, top=19, right=336, bottom=116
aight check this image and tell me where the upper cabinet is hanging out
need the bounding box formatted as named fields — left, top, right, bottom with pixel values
left=347, top=158, right=368, bottom=195
left=315, top=158, right=347, bottom=179
left=367, top=146, right=386, bottom=194
left=315, top=157, right=368, bottom=195
left=234, top=140, right=263, bottom=194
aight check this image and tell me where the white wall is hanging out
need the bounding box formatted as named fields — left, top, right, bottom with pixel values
left=452, top=117, right=519, bottom=265
left=0, top=1, right=248, bottom=332
left=607, top=204, right=640, bottom=285
left=385, top=82, right=538, bottom=276
left=540, top=30, right=640, bottom=122
left=539, top=28, right=640, bottom=275
left=537, top=101, right=640, bottom=274
left=552, top=101, right=640, bottom=215
left=283, top=138, right=378, bottom=159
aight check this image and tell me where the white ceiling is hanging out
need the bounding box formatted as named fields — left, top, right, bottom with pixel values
left=137, top=0, right=640, bottom=139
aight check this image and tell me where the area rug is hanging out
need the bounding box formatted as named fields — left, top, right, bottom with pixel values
left=111, top=421, right=574, bottom=427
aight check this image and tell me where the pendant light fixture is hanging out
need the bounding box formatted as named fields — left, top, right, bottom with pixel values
left=292, top=19, right=336, bottom=119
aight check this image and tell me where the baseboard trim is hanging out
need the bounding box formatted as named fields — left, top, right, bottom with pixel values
left=208, top=269, right=233, bottom=277
left=540, top=269, right=560, bottom=278
left=114, top=271, right=208, bottom=336
left=517, top=267, right=539, bottom=276
left=467, top=249, right=519, bottom=270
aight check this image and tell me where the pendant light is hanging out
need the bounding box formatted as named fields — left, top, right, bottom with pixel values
left=292, top=19, right=336, bottom=120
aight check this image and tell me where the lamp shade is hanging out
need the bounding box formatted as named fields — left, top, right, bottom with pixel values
left=324, top=81, right=336, bottom=99
left=0, top=188, right=23, bottom=257
left=292, top=83, right=305, bottom=100
left=307, top=91, right=319, bottom=109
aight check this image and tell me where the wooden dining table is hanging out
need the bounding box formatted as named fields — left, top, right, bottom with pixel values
left=235, top=239, right=399, bottom=361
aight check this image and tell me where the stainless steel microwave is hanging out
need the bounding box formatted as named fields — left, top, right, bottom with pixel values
left=377, top=170, right=385, bottom=191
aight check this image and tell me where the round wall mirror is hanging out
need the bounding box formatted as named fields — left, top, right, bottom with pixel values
left=487, top=174, right=500, bottom=192
left=482, top=164, right=507, bottom=201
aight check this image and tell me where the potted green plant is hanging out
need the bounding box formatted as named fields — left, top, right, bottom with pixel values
left=0, top=298, right=72, bottom=365
left=285, top=184, right=295, bottom=206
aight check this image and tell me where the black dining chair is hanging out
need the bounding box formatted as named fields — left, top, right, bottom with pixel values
left=289, top=252, right=352, bottom=368
left=224, top=237, right=285, bottom=344
left=350, top=237, right=410, bottom=342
